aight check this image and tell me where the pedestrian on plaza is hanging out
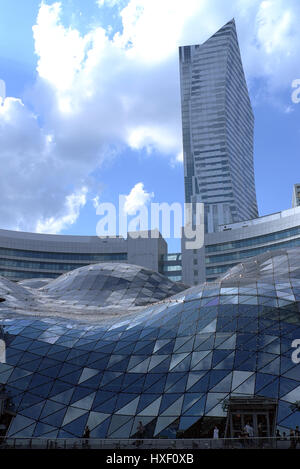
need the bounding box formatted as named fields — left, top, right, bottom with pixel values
left=83, top=425, right=90, bottom=449
left=289, top=429, right=297, bottom=449
left=213, top=426, right=219, bottom=439
left=135, top=421, right=145, bottom=447
left=295, top=425, right=300, bottom=447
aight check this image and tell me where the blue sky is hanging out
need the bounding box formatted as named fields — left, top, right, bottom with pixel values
left=0, top=0, right=299, bottom=253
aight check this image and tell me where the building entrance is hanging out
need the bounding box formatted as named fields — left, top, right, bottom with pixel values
left=225, top=397, right=277, bottom=438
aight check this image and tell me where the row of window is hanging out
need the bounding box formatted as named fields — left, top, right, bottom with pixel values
left=0, top=258, right=89, bottom=271
left=162, top=265, right=182, bottom=272
left=0, top=247, right=127, bottom=262
left=206, top=226, right=300, bottom=253
left=161, top=253, right=182, bottom=261
left=206, top=263, right=238, bottom=275
left=165, top=275, right=182, bottom=282
left=0, top=270, right=58, bottom=279
left=206, top=238, right=300, bottom=266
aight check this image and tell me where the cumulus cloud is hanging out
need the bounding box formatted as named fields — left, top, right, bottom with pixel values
left=124, top=182, right=154, bottom=215
left=36, top=186, right=88, bottom=234
left=1, top=0, right=300, bottom=233
left=0, top=79, right=5, bottom=104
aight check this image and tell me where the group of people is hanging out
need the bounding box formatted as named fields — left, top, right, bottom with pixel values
left=213, top=422, right=255, bottom=440
left=213, top=423, right=300, bottom=448
left=213, top=421, right=262, bottom=448
left=80, top=421, right=146, bottom=448
left=80, top=422, right=300, bottom=448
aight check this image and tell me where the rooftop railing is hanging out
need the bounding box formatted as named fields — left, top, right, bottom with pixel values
left=0, top=436, right=298, bottom=450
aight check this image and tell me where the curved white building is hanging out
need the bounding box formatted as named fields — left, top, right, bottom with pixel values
left=0, top=229, right=167, bottom=281
left=182, top=206, right=300, bottom=285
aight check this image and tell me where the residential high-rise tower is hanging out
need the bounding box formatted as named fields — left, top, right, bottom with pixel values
left=179, top=19, right=258, bottom=232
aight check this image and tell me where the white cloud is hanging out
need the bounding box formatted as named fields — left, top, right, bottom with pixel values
left=176, top=151, right=183, bottom=163
left=250, top=0, right=300, bottom=88
left=92, top=195, right=101, bottom=210
left=36, top=186, right=88, bottom=234
left=127, top=124, right=181, bottom=155
left=33, top=3, right=91, bottom=92
left=0, top=79, right=5, bottom=104
left=256, top=0, right=293, bottom=55
left=97, top=0, right=120, bottom=7
left=114, top=0, right=201, bottom=64
left=1, top=0, right=300, bottom=233
left=124, top=182, right=154, bottom=215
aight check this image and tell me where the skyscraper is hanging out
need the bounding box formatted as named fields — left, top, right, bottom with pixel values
left=292, top=183, right=300, bottom=207
left=179, top=19, right=258, bottom=232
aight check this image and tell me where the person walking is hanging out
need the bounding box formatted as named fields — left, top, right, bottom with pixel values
left=289, top=429, right=296, bottom=449
left=244, top=422, right=254, bottom=437
left=295, top=425, right=300, bottom=448
left=213, top=425, right=220, bottom=448
left=83, top=425, right=90, bottom=449
left=135, top=421, right=145, bottom=447
left=213, top=426, right=219, bottom=439
left=257, top=422, right=264, bottom=448
left=244, top=422, right=254, bottom=447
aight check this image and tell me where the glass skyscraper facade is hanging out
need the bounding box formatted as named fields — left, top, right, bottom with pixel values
left=292, top=184, right=300, bottom=208
left=179, top=19, right=258, bottom=232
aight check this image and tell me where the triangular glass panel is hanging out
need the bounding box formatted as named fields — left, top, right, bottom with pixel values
left=93, top=395, right=117, bottom=413
left=109, top=419, right=133, bottom=438
left=160, top=396, right=184, bottom=417
left=139, top=396, right=162, bottom=416
left=19, top=401, right=45, bottom=420
left=7, top=415, right=35, bottom=436
left=232, top=371, right=254, bottom=390
left=71, top=392, right=96, bottom=410
left=210, top=373, right=232, bottom=393
left=62, top=413, right=89, bottom=437
left=183, top=395, right=206, bottom=416
left=232, top=374, right=255, bottom=395
left=154, top=416, right=178, bottom=437
left=78, top=367, right=99, bottom=384
left=34, top=422, right=58, bottom=437
left=41, top=408, right=66, bottom=427
left=62, top=407, right=88, bottom=426
left=90, top=416, right=111, bottom=438
left=107, top=415, right=132, bottom=436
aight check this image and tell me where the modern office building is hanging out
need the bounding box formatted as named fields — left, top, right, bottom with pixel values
left=179, top=19, right=258, bottom=232
left=292, top=184, right=300, bottom=208
left=160, top=253, right=182, bottom=283
left=182, top=205, right=300, bottom=286
left=0, top=229, right=167, bottom=281
left=2, top=203, right=300, bottom=288
left=0, top=248, right=299, bottom=441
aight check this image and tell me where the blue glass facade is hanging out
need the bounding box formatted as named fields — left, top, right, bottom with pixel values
left=179, top=19, right=258, bottom=231
left=0, top=249, right=299, bottom=438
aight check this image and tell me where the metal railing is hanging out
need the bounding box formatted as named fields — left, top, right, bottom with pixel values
left=0, top=436, right=299, bottom=449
